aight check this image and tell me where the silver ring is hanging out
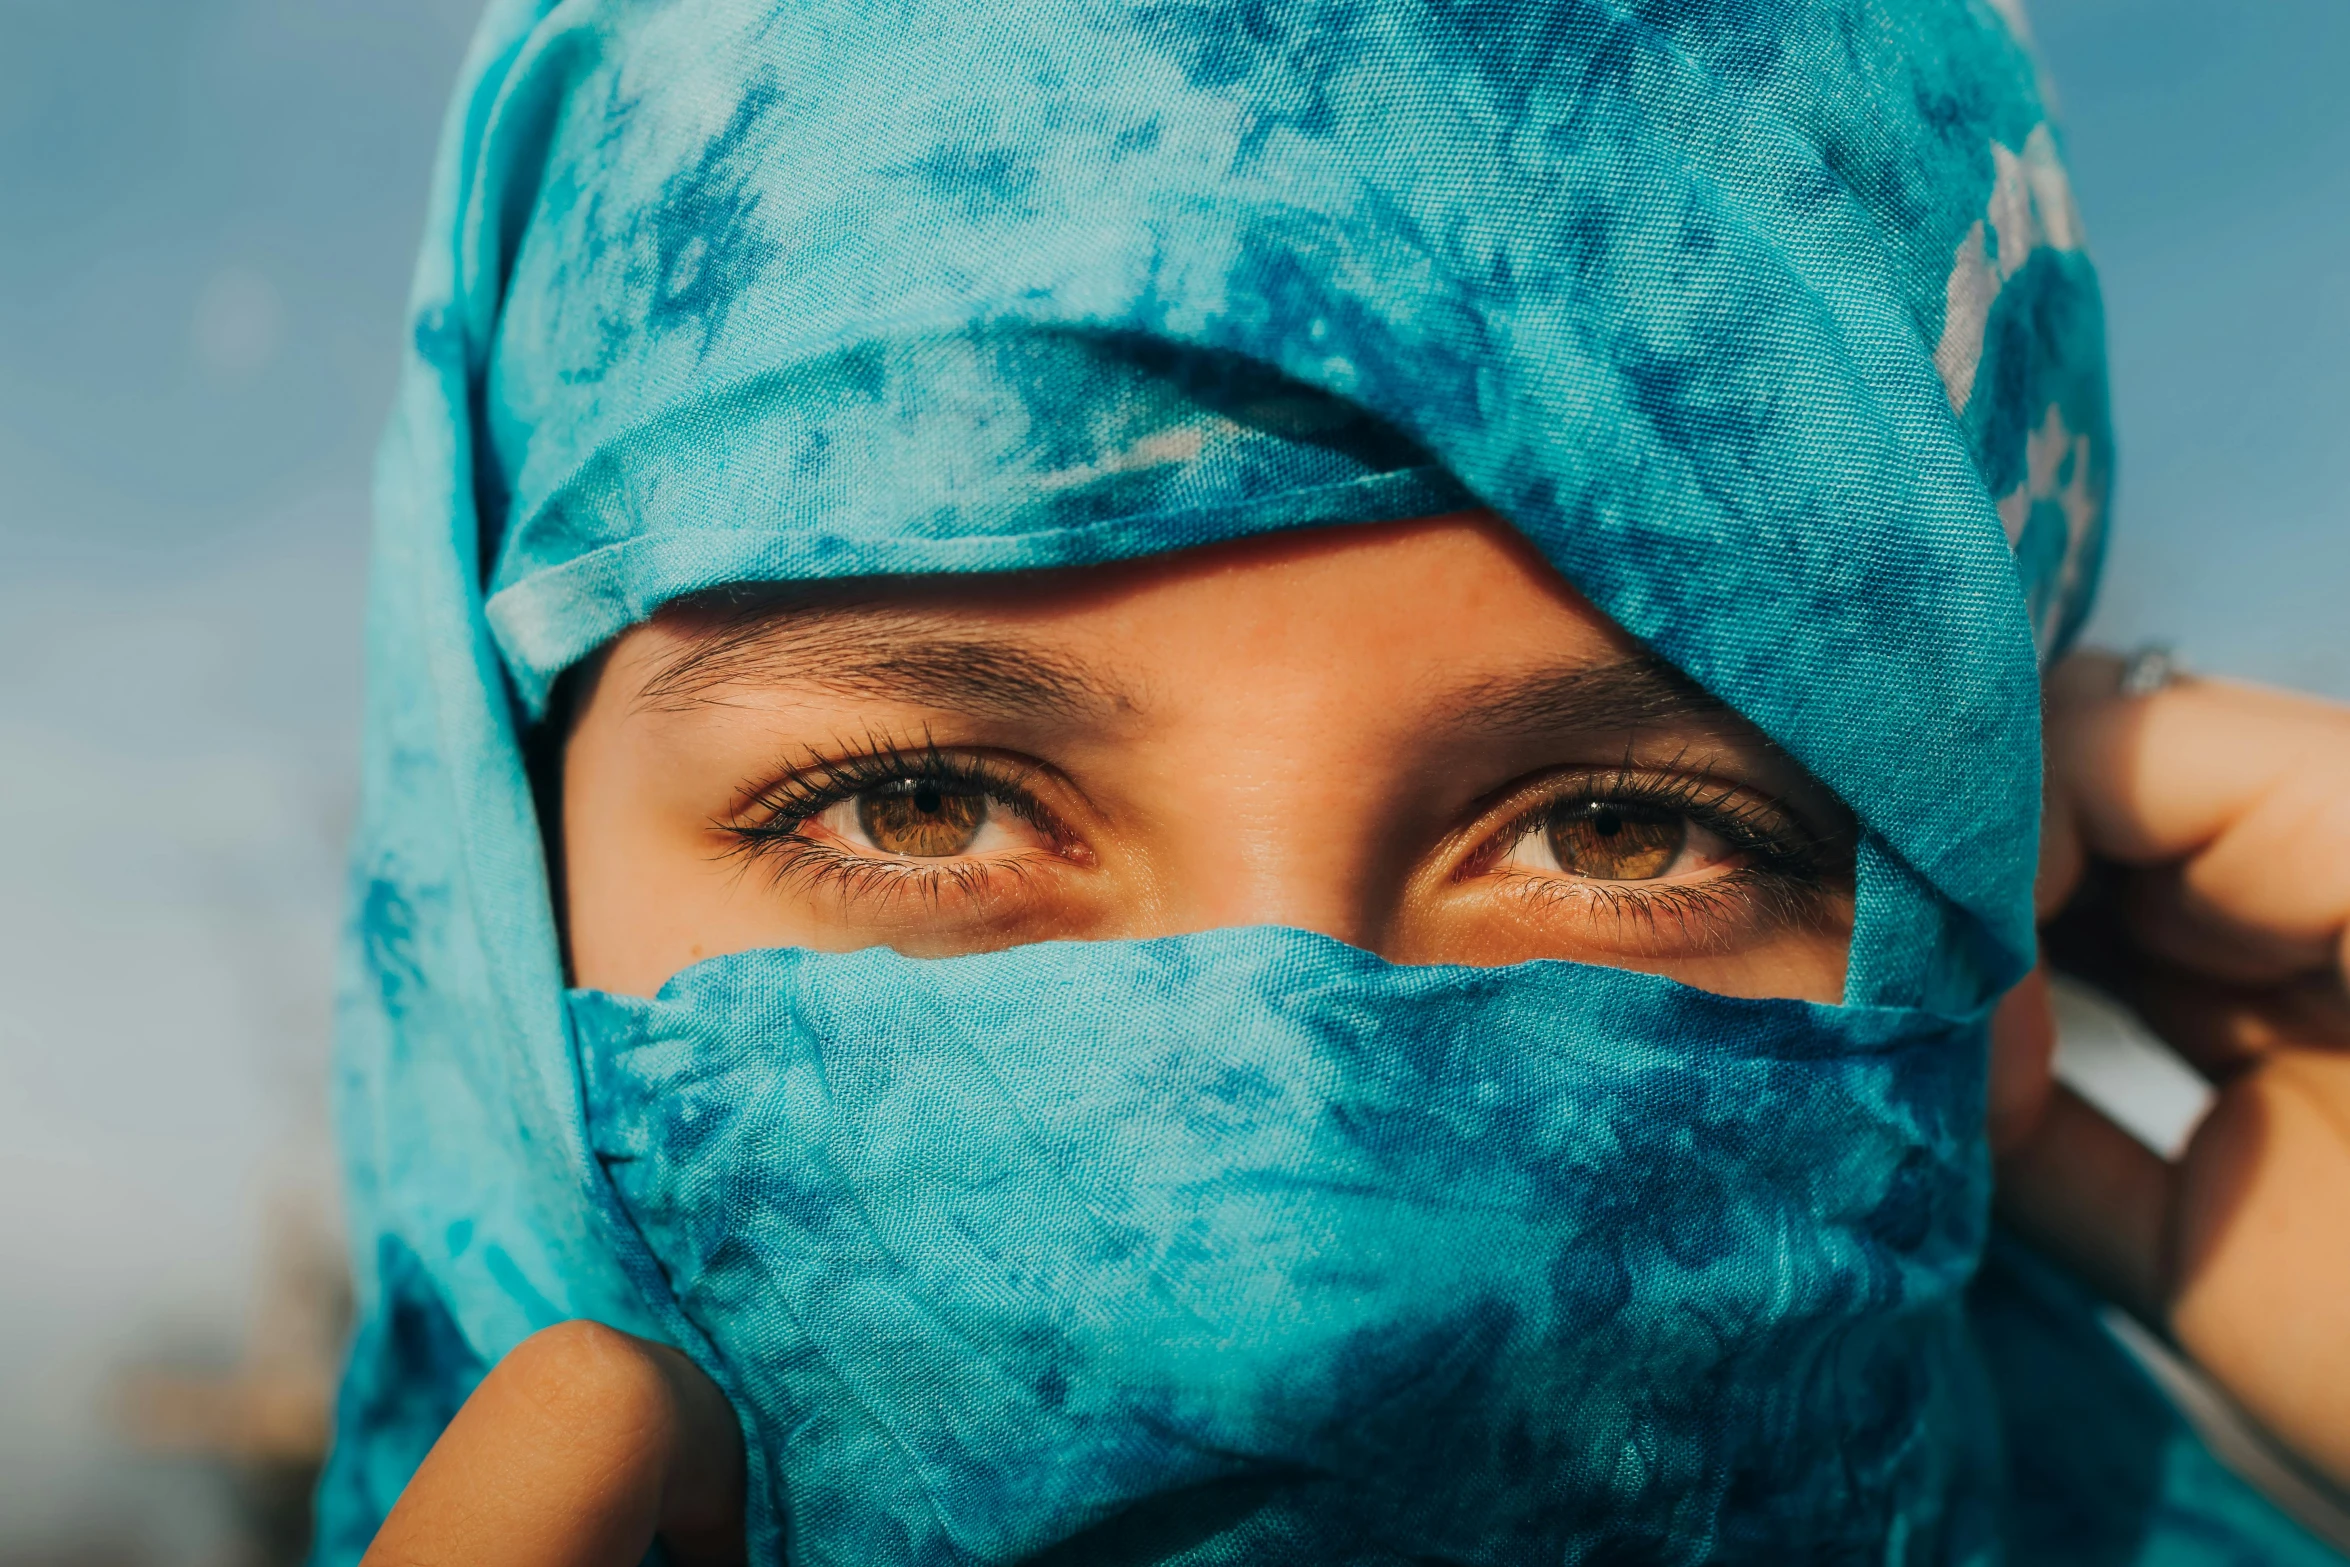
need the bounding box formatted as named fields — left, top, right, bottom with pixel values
left=2118, top=644, right=2179, bottom=698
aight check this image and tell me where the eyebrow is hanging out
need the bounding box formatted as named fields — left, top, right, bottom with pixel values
left=637, top=601, right=1123, bottom=722
left=638, top=596, right=1742, bottom=740
left=1448, top=651, right=1745, bottom=740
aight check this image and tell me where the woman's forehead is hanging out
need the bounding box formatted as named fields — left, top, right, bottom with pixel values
left=626, top=517, right=1613, bottom=693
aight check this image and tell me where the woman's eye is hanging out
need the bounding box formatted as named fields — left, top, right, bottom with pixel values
left=1499, top=799, right=1740, bottom=883
left=809, top=778, right=1043, bottom=859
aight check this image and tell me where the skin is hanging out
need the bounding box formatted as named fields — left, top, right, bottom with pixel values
left=1992, top=651, right=2350, bottom=1488
left=362, top=516, right=2350, bottom=1567
left=354, top=1320, right=745, bottom=1567
left=562, top=515, right=1856, bottom=1001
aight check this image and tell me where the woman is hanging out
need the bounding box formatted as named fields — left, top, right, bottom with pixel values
left=327, top=0, right=2350, bottom=1561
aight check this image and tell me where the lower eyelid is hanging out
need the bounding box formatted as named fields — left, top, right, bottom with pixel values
left=1493, top=862, right=1840, bottom=946
left=738, top=832, right=1035, bottom=898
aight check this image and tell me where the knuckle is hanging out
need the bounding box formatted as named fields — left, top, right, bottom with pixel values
left=497, top=1320, right=672, bottom=1428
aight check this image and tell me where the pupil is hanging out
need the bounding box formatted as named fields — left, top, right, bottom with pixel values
left=915, top=784, right=942, bottom=815
left=1592, top=808, right=1622, bottom=839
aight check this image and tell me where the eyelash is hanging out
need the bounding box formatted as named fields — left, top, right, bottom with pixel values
left=717, top=742, right=1842, bottom=932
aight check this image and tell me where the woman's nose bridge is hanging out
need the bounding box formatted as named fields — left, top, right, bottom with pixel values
left=1153, top=741, right=1407, bottom=946
left=1187, top=830, right=1369, bottom=940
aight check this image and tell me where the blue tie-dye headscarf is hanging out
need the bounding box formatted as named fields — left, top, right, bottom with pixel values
left=319, top=1, right=2343, bottom=1562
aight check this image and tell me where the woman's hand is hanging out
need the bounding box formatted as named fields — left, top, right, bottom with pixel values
left=358, top=1320, right=746, bottom=1567
left=1993, top=651, right=2350, bottom=1488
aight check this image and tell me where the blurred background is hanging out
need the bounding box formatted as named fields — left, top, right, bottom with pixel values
left=0, top=1, right=2342, bottom=1562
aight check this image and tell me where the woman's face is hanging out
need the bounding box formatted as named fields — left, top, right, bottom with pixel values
left=562, top=512, right=1856, bottom=1001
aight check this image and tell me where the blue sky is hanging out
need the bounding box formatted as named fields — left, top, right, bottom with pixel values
left=0, top=0, right=2341, bottom=1553
left=2031, top=0, right=2350, bottom=693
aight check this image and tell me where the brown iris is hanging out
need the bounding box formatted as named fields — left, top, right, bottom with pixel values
left=1546, top=801, right=1685, bottom=880
left=856, top=782, right=990, bottom=857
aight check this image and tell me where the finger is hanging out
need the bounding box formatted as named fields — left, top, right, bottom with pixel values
left=2171, top=1052, right=2350, bottom=1489
left=361, top=1322, right=672, bottom=1567
left=2036, top=769, right=2089, bottom=922
left=2044, top=870, right=2350, bottom=1078
left=1988, top=965, right=2058, bottom=1156
left=2121, top=855, right=2344, bottom=985
left=360, top=1321, right=745, bottom=1567
left=2119, top=966, right=2350, bottom=1080
left=1994, top=1082, right=2173, bottom=1328
left=645, top=1341, right=750, bottom=1566
left=2045, top=656, right=2350, bottom=978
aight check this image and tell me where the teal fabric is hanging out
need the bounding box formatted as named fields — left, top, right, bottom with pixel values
left=319, top=0, right=2334, bottom=1561
left=574, top=931, right=1999, bottom=1563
